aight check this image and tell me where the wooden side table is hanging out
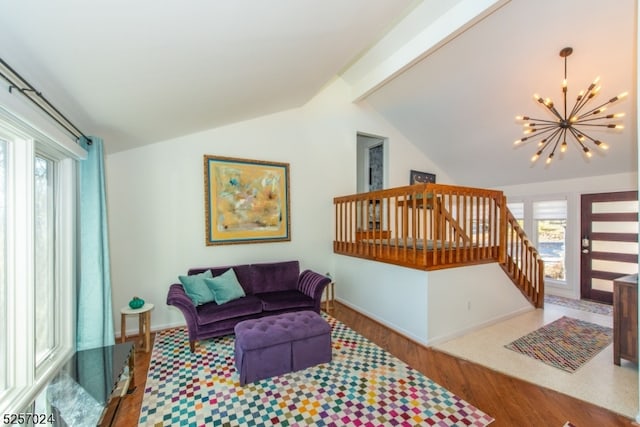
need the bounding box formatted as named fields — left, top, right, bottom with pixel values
left=120, top=303, right=154, bottom=352
left=613, top=274, right=638, bottom=365
left=324, top=282, right=335, bottom=313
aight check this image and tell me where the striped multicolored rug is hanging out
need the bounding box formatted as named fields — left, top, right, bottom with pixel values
left=504, top=316, right=613, bottom=373
left=139, top=314, right=494, bottom=426
left=544, top=295, right=612, bottom=316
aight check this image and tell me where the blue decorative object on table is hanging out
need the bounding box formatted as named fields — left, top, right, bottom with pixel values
left=129, top=296, right=145, bottom=309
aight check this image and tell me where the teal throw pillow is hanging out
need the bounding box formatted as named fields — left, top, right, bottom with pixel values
left=179, top=270, right=215, bottom=305
left=204, top=268, right=246, bottom=305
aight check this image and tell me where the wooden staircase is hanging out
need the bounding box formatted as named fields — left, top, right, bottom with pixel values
left=333, top=183, right=544, bottom=308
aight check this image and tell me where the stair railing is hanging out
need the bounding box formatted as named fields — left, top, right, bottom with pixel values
left=501, top=203, right=545, bottom=307
left=334, top=185, right=544, bottom=307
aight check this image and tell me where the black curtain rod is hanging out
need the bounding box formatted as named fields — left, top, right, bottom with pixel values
left=0, top=57, right=92, bottom=145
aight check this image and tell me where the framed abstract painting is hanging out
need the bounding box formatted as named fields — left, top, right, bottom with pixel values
left=204, top=155, right=290, bottom=245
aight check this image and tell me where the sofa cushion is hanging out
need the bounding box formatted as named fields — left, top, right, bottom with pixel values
left=204, top=268, right=246, bottom=304
left=257, top=290, right=315, bottom=312
left=189, top=264, right=254, bottom=295
left=179, top=270, right=214, bottom=305
left=251, top=260, right=300, bottom=293
left=196, top=295, right=263, bottom=326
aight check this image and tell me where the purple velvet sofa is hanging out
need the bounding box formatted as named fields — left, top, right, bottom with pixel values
left=166, top=260, right=331, bottom=352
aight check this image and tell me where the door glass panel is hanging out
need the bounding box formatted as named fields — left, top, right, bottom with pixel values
left=592, top=200, right=638, bottom=214
left=591, top=278, right=613, bottom=292
left=592, top=221, right=638, bottom=233
left=592, top=240, right=638, bottom=254
left=591, top=259, right=638, bottom=275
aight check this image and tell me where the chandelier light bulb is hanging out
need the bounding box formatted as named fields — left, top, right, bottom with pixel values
left=513, top=47, right=626, bottom=165
left=546, top=153, right=554, bottom=164
left=560, top=141, right=568, bottom=152
left=616, top=92, right=629, bottom=101
left=594, top=141, right=609, bottom=150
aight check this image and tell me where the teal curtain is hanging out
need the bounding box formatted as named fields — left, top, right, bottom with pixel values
left=76, top=136, right=115, bottom=350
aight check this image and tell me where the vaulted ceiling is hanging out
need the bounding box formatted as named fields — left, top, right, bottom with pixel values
left=0, top=0, right=636, bottom=187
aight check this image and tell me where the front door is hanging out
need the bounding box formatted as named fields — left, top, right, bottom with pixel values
left=580, top=191, right=638, bottom=304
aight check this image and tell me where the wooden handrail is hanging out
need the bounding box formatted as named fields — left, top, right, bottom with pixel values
left=334, top=183, right=503, bottom=269
left=333, top=184, right=544, bottom=307
left=500, top=203, right=545, bottom=308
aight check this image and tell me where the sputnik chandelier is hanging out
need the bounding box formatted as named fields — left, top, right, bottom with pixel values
left=514, top=47, right=626, bottom=165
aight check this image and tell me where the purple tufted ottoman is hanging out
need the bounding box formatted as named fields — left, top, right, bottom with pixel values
left=234, top=311, right=332, bottom=385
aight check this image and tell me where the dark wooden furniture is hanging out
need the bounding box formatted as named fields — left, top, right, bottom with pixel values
left=613, top=273, right=638, bottom=365
left=32, top=342, right=135, bottom=426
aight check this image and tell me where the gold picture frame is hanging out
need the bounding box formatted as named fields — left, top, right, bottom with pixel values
left=204, top=155, right=290, bottom=245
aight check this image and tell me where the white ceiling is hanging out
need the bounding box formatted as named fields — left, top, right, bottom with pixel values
left=0, top=0, right=637, bottom=188
left=364, top=0, right=637, bottom=187
left=0, top=0, right=415, bottom=152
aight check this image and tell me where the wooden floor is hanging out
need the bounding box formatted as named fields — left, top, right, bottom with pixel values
left=114, top=302, right=637, bottom=426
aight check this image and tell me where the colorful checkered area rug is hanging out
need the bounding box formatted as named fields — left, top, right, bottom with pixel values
left=139, top=315, right=494, bottom=426
left=504, top=316, right=613, bottom=373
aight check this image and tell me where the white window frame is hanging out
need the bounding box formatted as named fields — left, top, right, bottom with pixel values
left=0, top=136, right=7, bottom=394
left=532, top=199, right=568, bottom=283
left=0, top=104, right=84, bottom=415
left=506, top=193, right=578, bottom=293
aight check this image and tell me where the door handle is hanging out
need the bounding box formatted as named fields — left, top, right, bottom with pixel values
left=582, top=236, right=590, bottom=253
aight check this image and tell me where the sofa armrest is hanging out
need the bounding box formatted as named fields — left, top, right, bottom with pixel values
left=297, top=270, right=331, bottom=312
left=166, top=283, right=199, bottom=342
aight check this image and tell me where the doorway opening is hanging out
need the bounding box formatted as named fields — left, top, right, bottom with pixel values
left=356, top=133, right=387, bottom=193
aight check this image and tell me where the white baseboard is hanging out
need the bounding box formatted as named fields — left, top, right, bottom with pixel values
left=335, top=298, right=429, bottom=346
left=336, top=298, right=535, bottom=348
left=426, top=305, right=535, bottom=346
left=116, top=320, right=185, bottom=339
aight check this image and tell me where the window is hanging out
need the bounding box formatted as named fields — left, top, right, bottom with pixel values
left=506, top=197, right=569, bottom=285
left=533, top=200, right=567, bottom=282
left=0, top=137, right=6, bottom=393
left=0, top=109, right=80, bottom=415
left=34, top=155, right=57, bottom=367
left=507, top=201, right=524, bottom=228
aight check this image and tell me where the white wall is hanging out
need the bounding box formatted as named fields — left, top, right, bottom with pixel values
left=333, top=257, right=532, bottom=346
left=106, top=77, right=447, bottom=335
left=499, top=172, right=638, bottom=299
left=332, top=256, right=429, bottom=344
left=427, top=263, right=532, bottom=344
left=106, top=71, right=637, bottom=341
